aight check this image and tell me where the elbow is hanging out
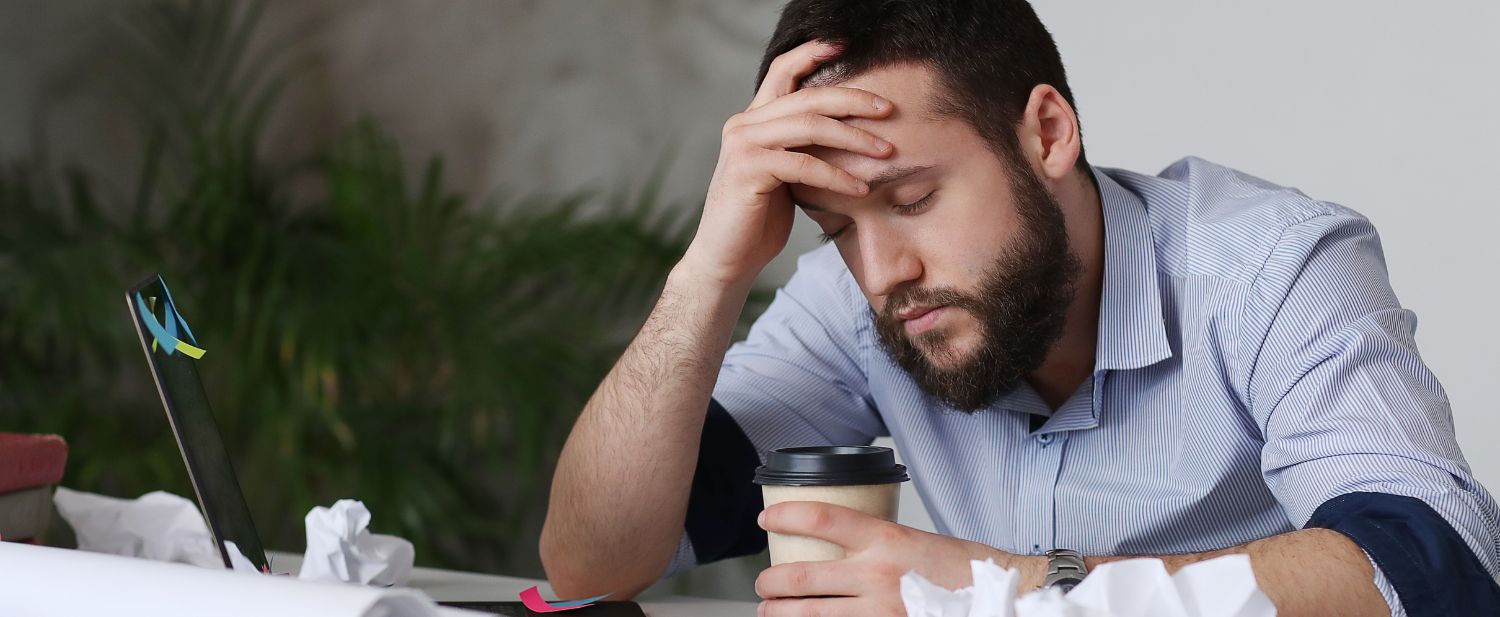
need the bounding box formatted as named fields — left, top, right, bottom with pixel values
left=559, top=577, right=656, bottom=602
left=543, top=558, right=659, bottom=601
left=537, top=520, right=581, bottom=593
left=539, top=523, right=663, bottom=601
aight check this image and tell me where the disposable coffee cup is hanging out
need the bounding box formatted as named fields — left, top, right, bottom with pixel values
left=753, top=445, right=910, bottom=565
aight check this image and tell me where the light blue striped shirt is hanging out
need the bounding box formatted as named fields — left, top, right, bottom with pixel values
left=670, top=157, right=1499, bottom=613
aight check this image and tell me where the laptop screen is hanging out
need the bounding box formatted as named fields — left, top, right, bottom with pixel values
left=126, top=274, right=270, bottom=573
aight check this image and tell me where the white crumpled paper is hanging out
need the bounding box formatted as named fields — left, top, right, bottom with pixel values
left=297, top=499, right=414, bottom=587
left=53, top=489, right=413, bottom=587
left=53, top=487, right=258, bottom=572
left=902, top=559, right=1019, bottom=617
left=902, top=554, right=1275, bottom=617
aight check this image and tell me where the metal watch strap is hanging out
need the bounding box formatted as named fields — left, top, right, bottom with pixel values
left=1042, top=548, right=1088, bottom=592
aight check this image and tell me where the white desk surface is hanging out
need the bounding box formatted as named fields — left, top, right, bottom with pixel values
left=269, top=552, right=757, bottom=617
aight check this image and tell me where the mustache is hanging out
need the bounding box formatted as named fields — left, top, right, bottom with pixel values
left=879, top=285, right=982, bottom=323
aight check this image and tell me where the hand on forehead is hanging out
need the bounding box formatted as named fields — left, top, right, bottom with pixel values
left=787, top=64, right=958, bottom=208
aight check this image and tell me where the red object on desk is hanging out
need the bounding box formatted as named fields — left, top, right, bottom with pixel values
left=0, top=433, right=68, bottom=542
left=0, top=433, right=68, bottom=494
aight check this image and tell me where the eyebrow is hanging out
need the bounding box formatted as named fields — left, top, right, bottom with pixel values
left=796, top=164, right=934, bottom=212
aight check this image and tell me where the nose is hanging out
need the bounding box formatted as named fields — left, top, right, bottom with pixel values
left=855, top=223, right=922, bottom=298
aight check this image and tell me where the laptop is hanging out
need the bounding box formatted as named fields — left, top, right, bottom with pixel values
left=126, top=274, right=645, bottom=616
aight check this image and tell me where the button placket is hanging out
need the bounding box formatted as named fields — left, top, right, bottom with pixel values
left=1020, top=428, right=1065, bottom=555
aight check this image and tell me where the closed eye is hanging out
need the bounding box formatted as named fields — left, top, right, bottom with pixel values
left=818, top=192, right=935, bottom=244
left=893, top=191, right=934, bottom=215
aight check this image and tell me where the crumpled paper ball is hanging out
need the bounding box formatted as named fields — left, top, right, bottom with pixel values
left=297, top=499, right=414, bottom=587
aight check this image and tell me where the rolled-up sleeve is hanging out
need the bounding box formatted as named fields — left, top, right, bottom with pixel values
left=1243, top=209, right=1500, bottom=614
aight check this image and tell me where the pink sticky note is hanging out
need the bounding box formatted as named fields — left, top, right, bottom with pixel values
left=518, top=586, right=611, bottom=612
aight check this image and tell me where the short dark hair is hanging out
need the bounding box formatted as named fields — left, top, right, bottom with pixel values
left=757, top=0, right=1088, bottom=174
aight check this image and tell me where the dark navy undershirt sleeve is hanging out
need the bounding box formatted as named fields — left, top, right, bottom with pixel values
left=1308, top=492, right=1500, bottom=616
left=683, top=398, right=767, bottom=564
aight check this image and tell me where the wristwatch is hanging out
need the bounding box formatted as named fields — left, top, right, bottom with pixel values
left=1042, top=549, right=1088, bottom=592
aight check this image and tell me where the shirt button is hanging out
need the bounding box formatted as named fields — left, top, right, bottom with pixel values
left=1037, top=433, right=1054, bottom=445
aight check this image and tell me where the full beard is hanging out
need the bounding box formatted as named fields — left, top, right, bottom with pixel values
left=873, top=165, right=1083, bottom=412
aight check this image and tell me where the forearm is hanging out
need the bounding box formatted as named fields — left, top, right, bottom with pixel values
left=999, top=529, right=1386, bottom=615
left=540, top=263, right=752, bottom=598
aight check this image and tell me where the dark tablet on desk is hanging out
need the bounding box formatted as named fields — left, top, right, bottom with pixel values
left=126, top=274, right=271, bottom=573
left=435, top=601, right=646, bottom=616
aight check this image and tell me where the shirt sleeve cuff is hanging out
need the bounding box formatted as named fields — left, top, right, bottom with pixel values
left=1307, top=491, right=1500, bottom=615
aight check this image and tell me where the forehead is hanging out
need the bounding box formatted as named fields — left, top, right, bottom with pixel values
left=789, top=63, right=991, bottom=203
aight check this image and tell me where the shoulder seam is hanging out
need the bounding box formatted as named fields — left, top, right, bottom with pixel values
left=1239, top=208, right=1354, bottom=415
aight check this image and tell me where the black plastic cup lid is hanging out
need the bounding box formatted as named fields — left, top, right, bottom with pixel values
left=753, top=446, right=910, bottom=486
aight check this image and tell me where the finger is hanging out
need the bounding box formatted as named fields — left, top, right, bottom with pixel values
left=751, top=151, right=869, bottom=197
left=750, top=39, right=843, bottom=110
left=755, top=561, right=862, bottom=600
left=733, top=113, right=892, bottom=159
left=733, top=86, right=893, bottom=128
left=759, top=596, right=871, bottom=617
left=759, top=501, right=882, bottom=551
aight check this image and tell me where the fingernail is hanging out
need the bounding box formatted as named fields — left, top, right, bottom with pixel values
left=758, top=601, right=767, bottom=617
left=758, top=510, right=767, bottom=527
left=876, top=140, right=892, bottom=152
left=872, top=99, right=889, bottom=111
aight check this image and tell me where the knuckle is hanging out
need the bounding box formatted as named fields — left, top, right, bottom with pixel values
left=722, top=113, right=746, bottom=137
left=796, top=112, right=822, bottom=132
left=807, top=505, right=834, bottom=532
left=792, top=153, right=816, bottom=181
left=875, top=561, right=906, bottom=581
left=727, top=139, right=761, bottom=164
left=789, top=564, right=811, bottom=590
left=721, top=124, right=747, bottom=145
left=769, top=52, right=796, bottom=74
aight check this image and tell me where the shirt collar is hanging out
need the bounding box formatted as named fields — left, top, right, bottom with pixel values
left=986, top=167, right=1172, bottom=418
left=1092, top=166, right=1172, bottom=372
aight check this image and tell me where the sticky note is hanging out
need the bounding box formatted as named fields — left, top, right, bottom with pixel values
left=518, top=586, right=611, bottom=612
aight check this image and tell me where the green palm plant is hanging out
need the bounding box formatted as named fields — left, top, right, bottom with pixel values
left=0, top=0, right=765, bottom=574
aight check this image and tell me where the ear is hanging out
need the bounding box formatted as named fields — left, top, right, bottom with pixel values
left=1017, top=84, right=1082, bottom=182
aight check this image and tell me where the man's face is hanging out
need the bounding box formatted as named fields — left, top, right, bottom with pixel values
left=789, top=63, right=1082, bottom=411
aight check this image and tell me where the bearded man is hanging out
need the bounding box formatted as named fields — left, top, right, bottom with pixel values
left=540, top=2, right=1500, bottom=615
